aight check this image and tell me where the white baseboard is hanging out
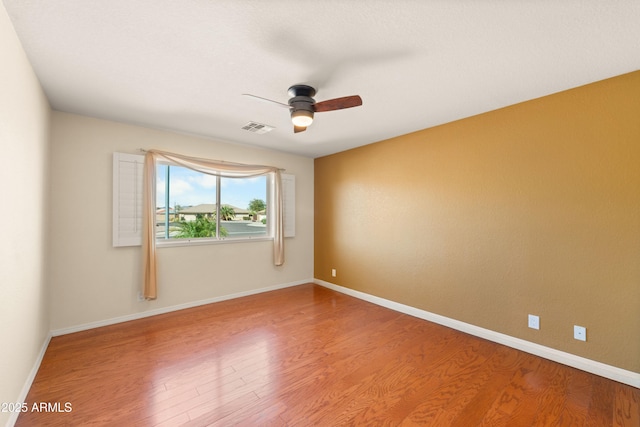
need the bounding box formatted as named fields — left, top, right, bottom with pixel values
left=315, top=279, right=640, bottom=389
left=51, top=279, right=312, bottom=337
left=7, top=332, right=52, bottom=427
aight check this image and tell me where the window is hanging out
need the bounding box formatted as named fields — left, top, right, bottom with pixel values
left=113, top=152, right=295, bottom=248
left=156, top=163, right=270, bottom=243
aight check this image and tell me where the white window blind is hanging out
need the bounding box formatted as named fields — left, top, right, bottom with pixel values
left=113, top=152, right=144, bottom=247
left=282, top=173, right=295, bottom=238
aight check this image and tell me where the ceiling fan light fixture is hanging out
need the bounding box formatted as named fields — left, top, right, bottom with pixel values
left=291, top=109, right=314, bottom=127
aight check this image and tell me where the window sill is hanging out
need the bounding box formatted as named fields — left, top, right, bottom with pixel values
left=156, top=236, right=273, bottom=248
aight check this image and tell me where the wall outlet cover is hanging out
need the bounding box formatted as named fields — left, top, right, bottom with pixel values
left=528, top=314, right=540, bottom=330
left=574, top=325, right=587, bottom=341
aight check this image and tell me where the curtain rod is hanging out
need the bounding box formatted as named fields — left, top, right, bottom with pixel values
left=138, top=148, right=285, bottom=171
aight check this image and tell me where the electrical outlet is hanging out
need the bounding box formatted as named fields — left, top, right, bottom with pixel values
left=528, top=314, right=540, bottom=330
left=331, top=268, right=337, bottom=277
left=137, top=291, right=145, bottom=302
left=574, top=325, right=587, bottom=341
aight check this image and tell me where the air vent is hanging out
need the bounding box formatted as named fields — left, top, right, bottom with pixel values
left=241, top=122, right=274, bottom=134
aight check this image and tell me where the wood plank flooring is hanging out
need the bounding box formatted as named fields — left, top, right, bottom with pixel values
left=16, top=283, right=640, bottom=426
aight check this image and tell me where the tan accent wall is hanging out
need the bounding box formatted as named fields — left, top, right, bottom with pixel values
left=315, top=71, right=640, bottom=372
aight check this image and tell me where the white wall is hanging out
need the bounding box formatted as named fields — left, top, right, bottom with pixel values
left=0, top=5, right=51, bottom=426
left=49, top=112, right=314, bottom=331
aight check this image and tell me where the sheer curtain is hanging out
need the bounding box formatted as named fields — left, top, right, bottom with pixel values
left=142, top=149, right=284, bottom=300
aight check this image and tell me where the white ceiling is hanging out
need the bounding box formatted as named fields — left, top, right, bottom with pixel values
left=4, top=1, right=640, bottom=158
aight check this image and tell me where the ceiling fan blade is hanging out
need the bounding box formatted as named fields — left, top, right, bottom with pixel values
left=242, top=93, right=290, bottom=109
left=294, top=125, right=307, bottom=133
left=314, top=95, right=362, bottom=112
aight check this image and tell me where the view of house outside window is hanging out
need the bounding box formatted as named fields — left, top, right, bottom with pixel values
left=156, top=163, right=268, bottom=241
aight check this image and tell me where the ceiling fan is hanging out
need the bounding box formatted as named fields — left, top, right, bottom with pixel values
left=243, top=85, right=363, bottom=133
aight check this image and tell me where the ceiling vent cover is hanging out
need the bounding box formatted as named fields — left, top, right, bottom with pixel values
left=241, top=122, right=274, bottom=134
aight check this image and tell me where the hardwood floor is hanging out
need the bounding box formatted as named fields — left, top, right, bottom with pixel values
left=17, top=283, right=639, bottom=426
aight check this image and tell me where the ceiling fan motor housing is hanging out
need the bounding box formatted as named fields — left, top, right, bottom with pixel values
left=288, top=85, right=316, bottom=113
left=289, top=96, right=315, bottom=112
left=288, top=85, right=316, bottom=126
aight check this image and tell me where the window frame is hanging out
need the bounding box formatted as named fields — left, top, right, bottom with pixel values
left=154, top=159, right=274, bottom=248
